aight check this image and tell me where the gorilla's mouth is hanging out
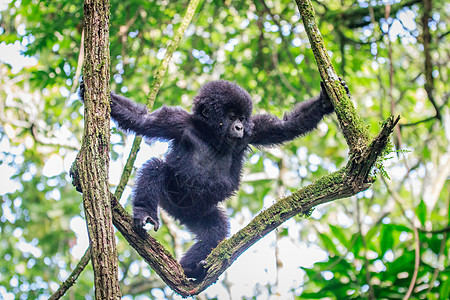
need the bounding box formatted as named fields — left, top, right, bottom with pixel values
left=227, top=133, right=243, bottom=142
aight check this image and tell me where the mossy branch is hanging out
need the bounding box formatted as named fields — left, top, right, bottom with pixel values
left=295, top=0, right=371, bottom=153
left=115, top=0, right=397, bottom=295
left=147, top=0, right=200, bottom=106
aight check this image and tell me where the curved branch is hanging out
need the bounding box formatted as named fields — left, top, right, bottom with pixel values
left=257, top=0, right=312, bottom=95
left=421, top=0, right=441, bottom=121
left=110, top=195, right=195, bottom=294
left=418, top=225, right=450, bottom=234
left=404, top=226, right=420, bottom=300
left=108, top=0, right=399, bottom=296
left=146, top=0, right=200, bottom=106
left=323, top=0, right=421, bottom=29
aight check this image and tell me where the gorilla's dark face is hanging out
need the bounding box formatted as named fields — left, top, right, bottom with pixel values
left=226, top=110, right=245, bottom=140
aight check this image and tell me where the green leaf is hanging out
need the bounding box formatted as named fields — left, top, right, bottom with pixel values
left=380, top=225, right=394, bottom=255
left=365, top=226, right=380, bottom=244
left=440, top=274, right=450, bottom=300
left=416, top=199, right=427, bottom=227
left=318, top=233, right=340, bottom=256
left=330, top=224, right=350, bottom=248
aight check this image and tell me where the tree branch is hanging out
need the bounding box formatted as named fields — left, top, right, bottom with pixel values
left=404, top=226, right=420, bottom=300
left=49, top=248, right=91, bottom=300
left=323, top=0, right=421, bottom=29
left=295, top=0, right=371, bottom=152
left=256, top=0, right=312, bottom=95
left=146, top=0, right=200, bottom=106
left=418, top=225, right=450, bottom=234
left=421, top=0, right=441, bottom=121
left=78, top=0, right=121, bottom=298
left=110, top=195, right=195, bottom=295
left=356, top=196, right=375, bottom=300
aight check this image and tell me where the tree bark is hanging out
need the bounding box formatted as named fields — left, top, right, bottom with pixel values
left=105, top=0, right=398, bottom=296
left=58, top=0, right=201, bottom=298
left=79, top=0, right=121, bottom=298
left=108, top=109, right=398, bottom=296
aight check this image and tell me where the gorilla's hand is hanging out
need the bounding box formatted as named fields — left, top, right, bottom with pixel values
left=182, top=260, right=208, bottom=280
left=319, top=77, right=350, bottom=112
left=78, top=81, right=85, bottom=103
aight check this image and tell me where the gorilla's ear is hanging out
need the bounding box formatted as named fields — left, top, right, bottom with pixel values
left=201, top=105, right=210, bottom=118
left=193, top=101, right=210, bottom=119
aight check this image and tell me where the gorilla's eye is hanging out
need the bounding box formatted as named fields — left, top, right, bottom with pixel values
left=228, top=112, right=236, bottom=120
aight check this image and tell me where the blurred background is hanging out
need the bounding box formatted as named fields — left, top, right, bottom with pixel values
left=0, top=0, right=448, bottom=299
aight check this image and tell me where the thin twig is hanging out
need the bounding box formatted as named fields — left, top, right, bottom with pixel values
left=403, top=226, right=420, bottom=300
left=418, top=225, right=450, bottom=234
left=258, top=0, right=312, bottom=95
left=146, top=0, right=201, bottom=106
left=356, top=196, right=375, bottom=300
left=425, top=195, right=449, bottom=293
left=49, top=249, right=91, bottom=300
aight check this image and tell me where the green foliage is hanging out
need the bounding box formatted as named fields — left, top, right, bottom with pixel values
left=1, top=0, right=449, bottom=298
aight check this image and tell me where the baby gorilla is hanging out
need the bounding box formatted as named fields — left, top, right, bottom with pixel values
left=80, top=79, right=346, bottom=279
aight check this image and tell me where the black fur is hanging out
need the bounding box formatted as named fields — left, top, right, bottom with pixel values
left=79, top=79, right=347, bottom=279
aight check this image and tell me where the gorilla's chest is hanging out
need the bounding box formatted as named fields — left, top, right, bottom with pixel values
left=191, top=146, right=233, bottom=175
left=166, top=140, right=243, bottom=199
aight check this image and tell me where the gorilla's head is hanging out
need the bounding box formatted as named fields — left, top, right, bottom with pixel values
left=192, top=80, right=253, bottom=143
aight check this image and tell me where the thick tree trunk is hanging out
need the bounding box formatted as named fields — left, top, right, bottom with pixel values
left=79, top=0, right=121, bottom=298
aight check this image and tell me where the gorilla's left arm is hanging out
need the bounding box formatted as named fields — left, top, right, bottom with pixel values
left=249, top=83, right=338, bottom=147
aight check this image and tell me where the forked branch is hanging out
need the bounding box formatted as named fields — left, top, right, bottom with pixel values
left=110, top=113, right=399, bottom=296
